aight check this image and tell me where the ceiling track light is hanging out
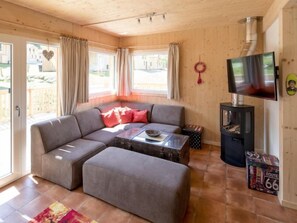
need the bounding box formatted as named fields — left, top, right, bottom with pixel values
left=83, top=12, right=167, bottom=27
left=136, top=12, right=166, bottom=24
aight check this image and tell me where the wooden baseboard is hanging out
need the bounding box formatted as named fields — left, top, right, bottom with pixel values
left=203, top=140, right=220, bottom=147
left=281, top=199, right=297, bottom=210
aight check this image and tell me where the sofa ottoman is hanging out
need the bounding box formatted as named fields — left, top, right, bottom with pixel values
left=83, top=147, right=190, bottom=223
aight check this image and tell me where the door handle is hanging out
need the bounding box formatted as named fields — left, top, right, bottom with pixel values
left=16, top=105, right=21, bottom=117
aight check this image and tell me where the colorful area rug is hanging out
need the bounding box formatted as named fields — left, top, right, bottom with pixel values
left=28, top=201, right=98, bottom=223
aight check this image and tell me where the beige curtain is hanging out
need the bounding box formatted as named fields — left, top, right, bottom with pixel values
left=60, top=36, right=89, bottom=115
left=167, top=43, right=180, bottom=100
left=116, top=48, right=131, bottom=96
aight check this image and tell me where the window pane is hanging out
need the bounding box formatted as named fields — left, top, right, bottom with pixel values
left=26, top=43, right=58, bottom=118
left=89, top=52, right=115, bottom=94
left=26, top=42, right=58, bottom=172
left=132, top=53, right=168, bottom=92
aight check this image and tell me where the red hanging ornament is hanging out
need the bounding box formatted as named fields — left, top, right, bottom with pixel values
left=194, top=59, right=207, bottom=84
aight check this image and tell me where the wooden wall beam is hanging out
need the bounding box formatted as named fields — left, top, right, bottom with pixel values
left=263, top=0, right=290, bottom=32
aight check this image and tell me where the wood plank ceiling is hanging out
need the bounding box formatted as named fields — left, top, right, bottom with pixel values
left=3, top=0, right=274, bottom=36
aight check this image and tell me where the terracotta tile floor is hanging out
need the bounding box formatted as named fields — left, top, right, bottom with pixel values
left=0, top=144, right=297, bottom=222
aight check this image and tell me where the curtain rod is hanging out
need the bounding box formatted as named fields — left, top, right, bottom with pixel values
left=60, top=35, right=88, bottom=41
left=0, top=18, right=117, bottom=49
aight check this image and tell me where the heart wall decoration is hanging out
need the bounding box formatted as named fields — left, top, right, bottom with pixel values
left=42, top=49, right=54, bottom=61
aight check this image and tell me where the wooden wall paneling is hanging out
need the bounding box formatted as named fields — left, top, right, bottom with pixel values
left=72, top=24, right=119, bottom=49
left=0, top=21, right=60, bottom=43
left=215, top=25, right=231, bottom=143
left=263, top=0, right=290, bottom=31
left=180, top=28, right=208, bottom=143
left=0, top=1, right=73, bottom=36
left=280, top=6, right=297, bottom=209
left=201, top=26, right=219, bottom=143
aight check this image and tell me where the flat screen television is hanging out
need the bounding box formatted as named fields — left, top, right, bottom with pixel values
left=227, top=52, right=278, bottom=101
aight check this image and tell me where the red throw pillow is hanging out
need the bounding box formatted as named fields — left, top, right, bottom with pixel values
left=101, top=109, right=119, bottom=127
left=119, top=108, right=133, bottom=124
left=132, top=110, right=148, bottom=123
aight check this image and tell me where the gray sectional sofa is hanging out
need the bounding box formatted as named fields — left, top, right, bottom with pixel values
left=31, top=101, right=185, bottom=190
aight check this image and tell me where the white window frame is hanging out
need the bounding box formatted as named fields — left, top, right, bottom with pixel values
left=88, top=48, right=116, bottom=98
left=131, top=49, right=168, bottom=95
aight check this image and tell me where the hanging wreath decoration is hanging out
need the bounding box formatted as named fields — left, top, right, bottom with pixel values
left=194, top=61, right=206, bottom=73
left=194, top=59, right=206, bottom=84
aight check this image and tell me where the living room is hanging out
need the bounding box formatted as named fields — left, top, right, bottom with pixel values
left=0, top=0, right=297, bottom=222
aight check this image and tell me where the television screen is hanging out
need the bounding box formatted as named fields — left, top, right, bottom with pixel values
left=227, top=52, right=277, bottom=101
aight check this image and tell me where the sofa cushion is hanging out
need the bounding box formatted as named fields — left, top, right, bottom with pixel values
left=151, top=104, right=185, bottom=127
left=143, top=123, right=181, bottom=133
left=83, top=128, right=125, bottom=146
left=121, top=101, right=153, bottom=122
left=117, top=107, right=133, bottom=124
left=101, top=109, right=120, bottom=127
left=97, top=101, right=122, bottom=113
left=37, top=116, right=82, bottom=153
left=42, top=139, right=105, bottom=190
left=132, top=110, right=148, bottom=123
left=74, top=108, right=105, bottom=136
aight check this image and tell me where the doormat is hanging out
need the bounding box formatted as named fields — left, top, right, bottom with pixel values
left=28, top=201, right=97, bottom=223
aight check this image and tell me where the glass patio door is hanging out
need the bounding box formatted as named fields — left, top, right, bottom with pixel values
left=0, top=35, right=59, bottom=187
left=0, top=36, right=26, bottom=187
left=26, top=42, right=58, bottom=170
left=0, top=42, right=13, bottom=179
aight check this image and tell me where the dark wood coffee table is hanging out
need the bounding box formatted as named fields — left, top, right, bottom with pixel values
left=114, top=128, right=190, bottom=165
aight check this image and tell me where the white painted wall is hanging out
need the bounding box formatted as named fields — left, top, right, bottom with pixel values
left=263, top=17, right=280, bottom=158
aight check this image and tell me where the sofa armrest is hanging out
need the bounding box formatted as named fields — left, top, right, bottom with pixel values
left=31, top=125, right=46, bottom=177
